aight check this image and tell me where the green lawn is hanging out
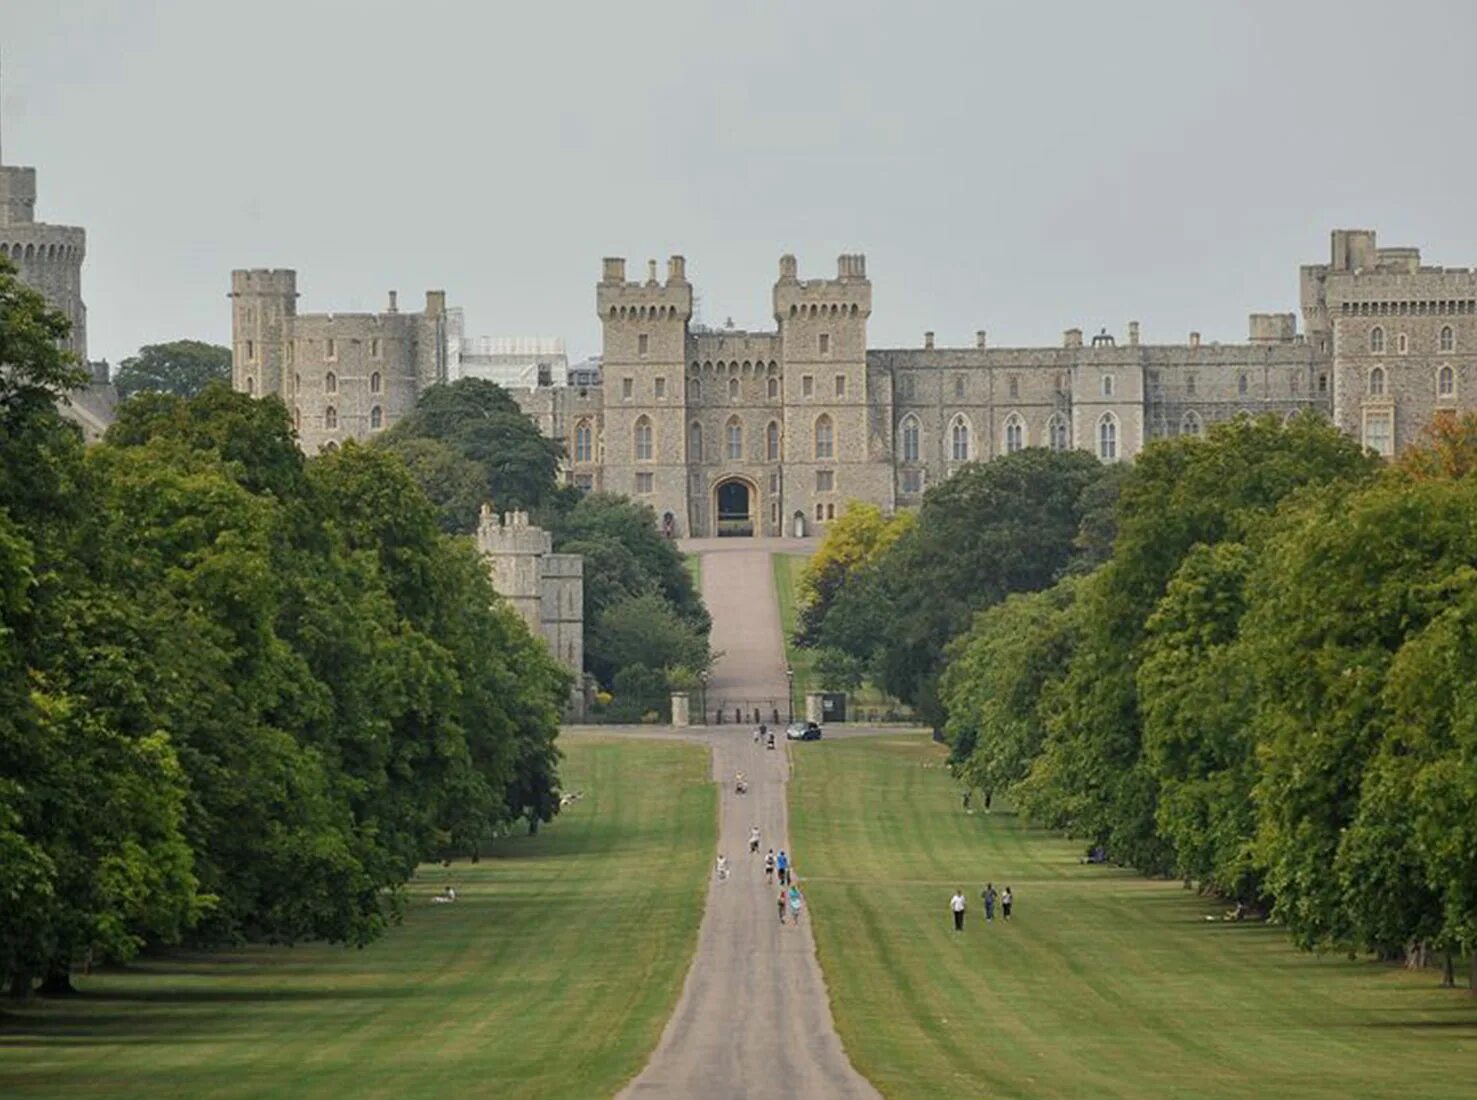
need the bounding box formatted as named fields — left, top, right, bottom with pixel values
left=0, top=736, right=714, bottom=1100
left=771, top=553, right=907, bottom=719
left=790, top=733, right=1477, bottom=1100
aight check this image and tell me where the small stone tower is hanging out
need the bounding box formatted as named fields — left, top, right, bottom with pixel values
left=476, top=504, right=585, bottom=712
left=0, top=93, right=87, bottom=360
left=229, top=269, right=298, bottom=399
left=596, top=256, right=693, bottom=531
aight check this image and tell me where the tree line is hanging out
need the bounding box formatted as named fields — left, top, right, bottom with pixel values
left=1, top=263, right=568, bottom=998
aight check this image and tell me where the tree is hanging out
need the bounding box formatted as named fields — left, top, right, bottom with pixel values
left=377, top=436, right=487, bottom=534
left=112, top=340, right=231, bottom=398
left=795, top=502, right=914, bottom=645
left=589, top=592, right=710, bottom=689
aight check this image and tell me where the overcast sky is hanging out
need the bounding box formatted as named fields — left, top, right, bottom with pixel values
left=7, top=0, right=1477, bottom=367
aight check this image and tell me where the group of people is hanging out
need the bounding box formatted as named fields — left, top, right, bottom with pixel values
left=714, top=821, right=806, bottom=925
left=949, top=882, right=1013, bottom=931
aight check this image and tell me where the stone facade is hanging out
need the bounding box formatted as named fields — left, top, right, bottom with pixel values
left=475, top=505, right=584, bottom=715
left=228, top=273, right=449, bottom=453
left=0, top=160, right=86, bottom=362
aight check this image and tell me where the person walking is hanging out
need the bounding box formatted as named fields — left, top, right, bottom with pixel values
left=982, top=882, right=997, bottom=922
left=777, top=887, right=788, bottom=924
left=776, top=849, right=789, bottom=885
left=1002, top=886, right=1013, bottom=920
left=788, top=883, right=803, bottom=924
left=749, top=826, right=761, bottom=855
left=950, top=889, right=967, bottom=932
left=764, top=849, right=776, bottom=883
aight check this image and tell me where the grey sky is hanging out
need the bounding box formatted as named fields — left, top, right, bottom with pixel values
left=7, top=0, right=1477, bottom=368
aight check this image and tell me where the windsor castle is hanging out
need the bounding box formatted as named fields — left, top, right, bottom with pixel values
left=231, top=229, right=1477, bottom=538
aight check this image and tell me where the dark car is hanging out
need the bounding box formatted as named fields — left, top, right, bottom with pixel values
left=785, top=721, right=823, bottom=741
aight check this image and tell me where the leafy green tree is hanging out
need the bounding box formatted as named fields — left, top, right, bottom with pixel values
left=795, top=502, right=914, bottom=645
left=376, top=435, right=487, bottom=534
left=812, top=647, right=866, bottom=693
left=112, top=340, right=231, bottom=398
left=589, top=592, right=710, bottom=688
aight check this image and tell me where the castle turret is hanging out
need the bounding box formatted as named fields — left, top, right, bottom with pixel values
left=229, top=269, right=298, bottom=401
left=1, top=138, right=87, bottom=359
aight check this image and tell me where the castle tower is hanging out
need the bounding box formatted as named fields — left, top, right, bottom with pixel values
left=774, top=254, right=878, bottom=534
left=596, top=256, right=693, bottom=532
left=229, top=269, right=298, bottom=401
left=476, top=504, right=553, bottom=632
left=0, top=87, right=88, bottom=360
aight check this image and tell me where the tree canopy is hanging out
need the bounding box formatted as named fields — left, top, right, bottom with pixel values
left=112, top=340, right=232, bottom=398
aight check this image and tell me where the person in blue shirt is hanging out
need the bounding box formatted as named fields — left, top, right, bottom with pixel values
left=776, top=849, right=789, bottom=885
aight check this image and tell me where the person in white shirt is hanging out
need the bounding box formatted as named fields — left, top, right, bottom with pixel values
left=749, top=826, right=761, bottom=854
left=950, top=890, right=967, bottom=932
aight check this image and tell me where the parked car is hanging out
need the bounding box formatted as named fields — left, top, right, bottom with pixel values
left=785, top=721, right=823, bottom=741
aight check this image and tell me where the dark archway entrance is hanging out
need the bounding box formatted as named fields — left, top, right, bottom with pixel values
left=715, top=479, right=754, bottom=537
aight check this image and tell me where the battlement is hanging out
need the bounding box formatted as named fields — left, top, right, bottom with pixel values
left=773, top=253, right=872, bottom=321
left=475, top=502, right=553, bottom=557
left=597, top=255, right=693, bottom=323
left=231, top=268, right=299, bottom=296
left=0, top=165, right=37, bottom=225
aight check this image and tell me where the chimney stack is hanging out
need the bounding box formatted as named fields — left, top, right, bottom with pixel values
left=1128, top=321, right=1139, bottom=346
left=647, top=259, right=658, bottom=284
left=602, top=257, right=626, bottom=283
left=924, top=331, right=935, bottom=349
left=387, top=290, right=398, bottom=313
left=1064, top=328, right=1083, bottom=348
left=976, top=330, right=987, bottom=349
left=1189, top=331, right=1201, bottom=349
left=425, top=290, right=446, bottom=317
left=667, top=255, right=687, bottom=283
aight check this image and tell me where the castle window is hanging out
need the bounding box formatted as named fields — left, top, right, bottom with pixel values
left=655, top=376, right=666, bottom=399
left=816, top=470, right=834, bottom=492
left=767, top=376, right=779, bottom=400
left=688, top=377, right=701, bottom=401
left=827, top=503, right=835, bottom=520
left=1441, top=325, right=1455, bottom=352
left=635, top=472, right=654, bottom=494
left=729, top=377, right=740, bottom=401
left=1397, top=332, right=1408, bottom=354
left=622, top=377, right=633, bottom=400
left=1004, top=413, right=1025, bottom=455
left=1363, top=409, right=1393, bottom=457
left=901, top=468, right=923, bottom=494
left=688, top=421, right=703, bottom=462
left=726, top=417, right=744, bottom=460
left=899, top=373, right=914, bottom=399
left=814, top=414, right=834, bottom=460
left=954, top=375, right=965, bottom=399
left=325, top=338, right=337, bottom=360
left=370, top=371, right=382, bottom=394
left=294, top=373, right=301, bottom=393
left=816, top=503, right=825, bottom=521
left=1368, top=366, right=1386, bottom=396
left=835, top=374, right=846, bottom=398
left=638, top=334, right=649, bottom=358
left=1181, top=410, right=1204, bottom=438
left=325, top=406, right=338, bottom=430
left=1237, top=373, right=1249, bottom=396
left=1318, top=372, right=1328, bottom=394
left=1008, top=375, right=1019, bottom=399
left=246, top=340, right=255, bottom=361
left=1438, top=365, right=1456, bottom=399
left=370, top=406, right=383, bottom=430
left=1097, top=412, right=1118, bottom=460
left=1048, top=414, right=1068, bottom=452
left=1186, top=373, right=1197, bottom=396
left=576, top=419, right=594, bottom=463
left=950, top=415, right=971, bottom=462
left=1370, top=326, right=1384, bottom=354
left=901, top=415, right=920, bottom=462
left=246, top=376, right=255, bottom=395
left=820, top=333, right=830, bottom=356
left=370, top=337, right=382, bottom=359
left=766, top=420, right=781, bottom=461
left=634, top=416, right=654, bottom=461
left=1101, top=374, right=1115, bottom=398
left=325, top=371, right=338, bottom=394
left=803, top=375, right=814, bottom=398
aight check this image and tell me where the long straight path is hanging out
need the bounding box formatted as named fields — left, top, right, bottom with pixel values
left=618, top=540, right=877, bottom=1100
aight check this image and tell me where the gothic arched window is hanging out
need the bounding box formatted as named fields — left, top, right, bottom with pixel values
left=767, top=376, right=779, bottom=400
left=1440, top=325, right=1455, bottom=353
left=814, top=414, right=834, bottom=460
left=325, top=370, right=338, bottom=394
left=1048, top=414, right=1068, bottom=452
left=1438, top=365, right=1455, bottom=399
left=901, top=415, right=920, bottom=462
left=950, top=415, right=971, bottom=462
left=370, top=371, right=382, bottom=394
left=766, top=420, right=781, bottom=461
left=1369, top=366, right=1386, bottom=396
left=575, top=419, right=594, bottom=462
left=726, top=416, right=744, bottom=460
left=1097, top=412, right=1118, bottom=460
left=1370, top=326, right=1385, bottom=354
left=370, top=405, right=383, bottom=429
left=324, top=406, right=338, bottom=430
left=1004, top=413, right=1025, bottom=455
left=634, top=415, right=654, bottom=461
left=1181, top=410, right=1204, bottom=438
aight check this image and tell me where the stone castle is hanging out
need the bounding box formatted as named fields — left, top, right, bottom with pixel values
left=234, top=228, right=1477, bottom=537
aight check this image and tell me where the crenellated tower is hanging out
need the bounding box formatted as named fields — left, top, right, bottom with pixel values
left=229, top=269, right=297, bottom=400
left=596, top=256, right=693, bottom=531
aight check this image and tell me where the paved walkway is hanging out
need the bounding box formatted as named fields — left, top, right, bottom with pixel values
left=614, top=540, right=877, bottom=1100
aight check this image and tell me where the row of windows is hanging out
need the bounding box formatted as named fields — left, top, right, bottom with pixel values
left=1365, top=363, right=1459, bottom=398
left=1343, top=301, right=1474, bottom=318
left=690, top=359, right=780, bottom=373
left=624, top=414, right=839, bottom=462
left=296, top=405, right=384, bottom=432
left=623, top=374, right=854, bottom=402
left=897, top=412, right=1072, bottom=462
left=239, top=337, right=386, bottom=362
left=0, top=240, right=81, bottom=262
left=1368, top=325, right=1455, bottom=353
left=609, top=304, right=680, bottom=321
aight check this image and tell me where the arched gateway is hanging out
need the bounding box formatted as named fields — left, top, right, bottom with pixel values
left=714, top=477, right=756, bottom=537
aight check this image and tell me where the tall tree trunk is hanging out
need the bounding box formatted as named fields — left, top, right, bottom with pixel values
left=39, top=962, right=76, bottom=997
left=1442, top=952, right=1455, bottom=988
left=8, top=968, right=34, bottom=1001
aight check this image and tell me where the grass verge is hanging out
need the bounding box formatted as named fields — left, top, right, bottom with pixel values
left=790, top=732, right=1477, bottom=1100
left=0, top=735, right=714, bottom=1100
